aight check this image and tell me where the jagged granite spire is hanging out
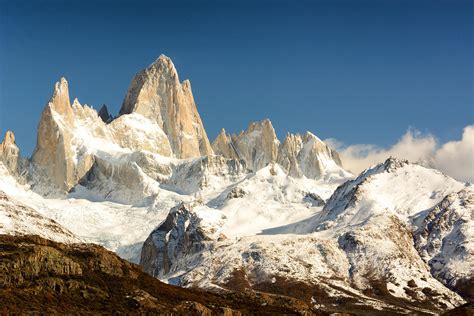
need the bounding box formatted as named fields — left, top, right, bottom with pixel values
left=212, top=119, right=280, bottom=172
left=211, top=128, right=240, bottom=160
left=212, top=119, right=347, bottom=179
left=278, top=131, right=345, bottom=179
left=120, top=54, right=213, bottom=159
left=31, top=77, right=79, bottom=191
left=0, top=130, right=20, bottom=175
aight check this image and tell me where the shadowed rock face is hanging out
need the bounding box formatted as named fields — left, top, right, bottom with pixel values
left=0, top=234, right=316, bottom=314
left=98, top=104, right=112, bottom=123
left=414, top=187, right=474, bottom=302
left=120, top=55, right=213, bottom=159
left=140, top=203, right=210, bottom=278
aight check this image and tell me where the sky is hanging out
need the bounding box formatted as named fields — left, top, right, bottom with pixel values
left=0, top=0, right=473, bottom=160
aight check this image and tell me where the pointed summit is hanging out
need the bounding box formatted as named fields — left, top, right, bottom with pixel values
left=120, top=55, right=213, bottom=159
left=98, top=104, right=112, bottom=123
left=277, top=133, right=304, bottom=177
left=212, top=128, right=240, bottom=160
left=32, top=78, right=78, bottom=191
left=1, top=130, right=16, bottom=146
left=50, top=77, right=73, bottom=117
left=145, top=54, right=180, bottom=85
left=151, top=54, right=177, bottom=70
left=0, top=130, right=20, bottom=175
left=232, top=119, right=279, bottom=171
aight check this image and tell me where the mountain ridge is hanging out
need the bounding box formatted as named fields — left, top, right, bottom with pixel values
left=0, top=55, right=471, bottom=314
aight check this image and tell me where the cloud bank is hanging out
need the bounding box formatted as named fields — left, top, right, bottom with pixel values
left=325, top=125, right=474, bottom=182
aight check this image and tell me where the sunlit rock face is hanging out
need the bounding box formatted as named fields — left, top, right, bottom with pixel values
left=212, top=119, right=279, bottom=172
left=278, top=132, right=345, bottom=179
left=31, top=78, right=81, bottom=191
left=120, top=54, right=213, bottom=159
left=212, top=119, right=347, bottom=179
left=211, top=128, right=240, bottom=160
left=0, top=131, right=20, bottom=176
left=31, top=77, right=174, bottom=192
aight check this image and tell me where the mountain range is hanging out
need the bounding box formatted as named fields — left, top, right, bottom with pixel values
left=0, top=55, right=472, bottom=315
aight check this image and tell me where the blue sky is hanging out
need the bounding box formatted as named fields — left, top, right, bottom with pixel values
left=0, top=0, right=472, bottom=156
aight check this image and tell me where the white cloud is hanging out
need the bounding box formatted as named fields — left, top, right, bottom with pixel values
left=325, top=125, right=474, bottom=182
left=433, top=125, right=474, bottom=182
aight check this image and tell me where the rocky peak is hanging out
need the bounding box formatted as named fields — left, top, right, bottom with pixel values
left=31, top=77, right=90, bottom=192
left=277, top=131, right=346, bottom=179
left=301, top=132, right=343, bottom=168
left=120, top=54, right=213, bottom=159
left=231, top=119, right=279, bottom=171
left=140, top=203, right=209, bottom=278
left=211, top=128, right=240, bottom=160
left=212, top=120, right=348, bottom=178
left=242, top=118, right=275, bottom=135
left=282, top=133, right=304, bottom=150
left=382, top=157, right=409, bottom=172
left=320, top=158, right=408, bottom=220
left=277, top=133, right=304, bottom=177
left=0, top=130, right=20, bottom=175
left=149, top=54, right=180, bottom=83
left=98, top=104, right=112, bottom=123
left=50, top=77, right=73, bottom=119
left=414, top=186, right=473, bottom=301
left=1, top=130, right=16, bottom=147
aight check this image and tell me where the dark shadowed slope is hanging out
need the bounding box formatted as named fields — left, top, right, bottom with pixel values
left=0, top=234, right=318, bottom=315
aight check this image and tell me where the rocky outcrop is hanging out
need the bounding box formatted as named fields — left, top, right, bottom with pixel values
left=232, top=119, right=279, bottom=171
left=0, top=235, right=312, bottom=314
left=278, top=132, right=345, bottom=179
left=164, top=155, right=247, bottom=195
left=78, top=152, right=171, bottom=205
left=277, top=133, right=304, bottom=177
left=0, top=131, right=20, bottom=176
left=30, top=78, right=174, bottom=193
left=140, top=203, right=213, bottom=278
left=414, top=187, right=474, bottom=301
left=211, top=128, right=240, bottom=160
left=212, top=119, right=347, bottom=179
left=31, top=78, right=83, bottom=192
left=212, top=119, right=279, bottom=172
left=226, top=186, right=247, bottom=199
left=98, top=104, right=112, bottom=123
left=120, top=55, right=213, bottom=159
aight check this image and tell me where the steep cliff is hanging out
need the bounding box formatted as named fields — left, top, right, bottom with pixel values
left=120, top=55, right=213, bottom=159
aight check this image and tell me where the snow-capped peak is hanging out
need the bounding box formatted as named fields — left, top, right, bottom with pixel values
left=317, top=157, right=466, bottom=232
